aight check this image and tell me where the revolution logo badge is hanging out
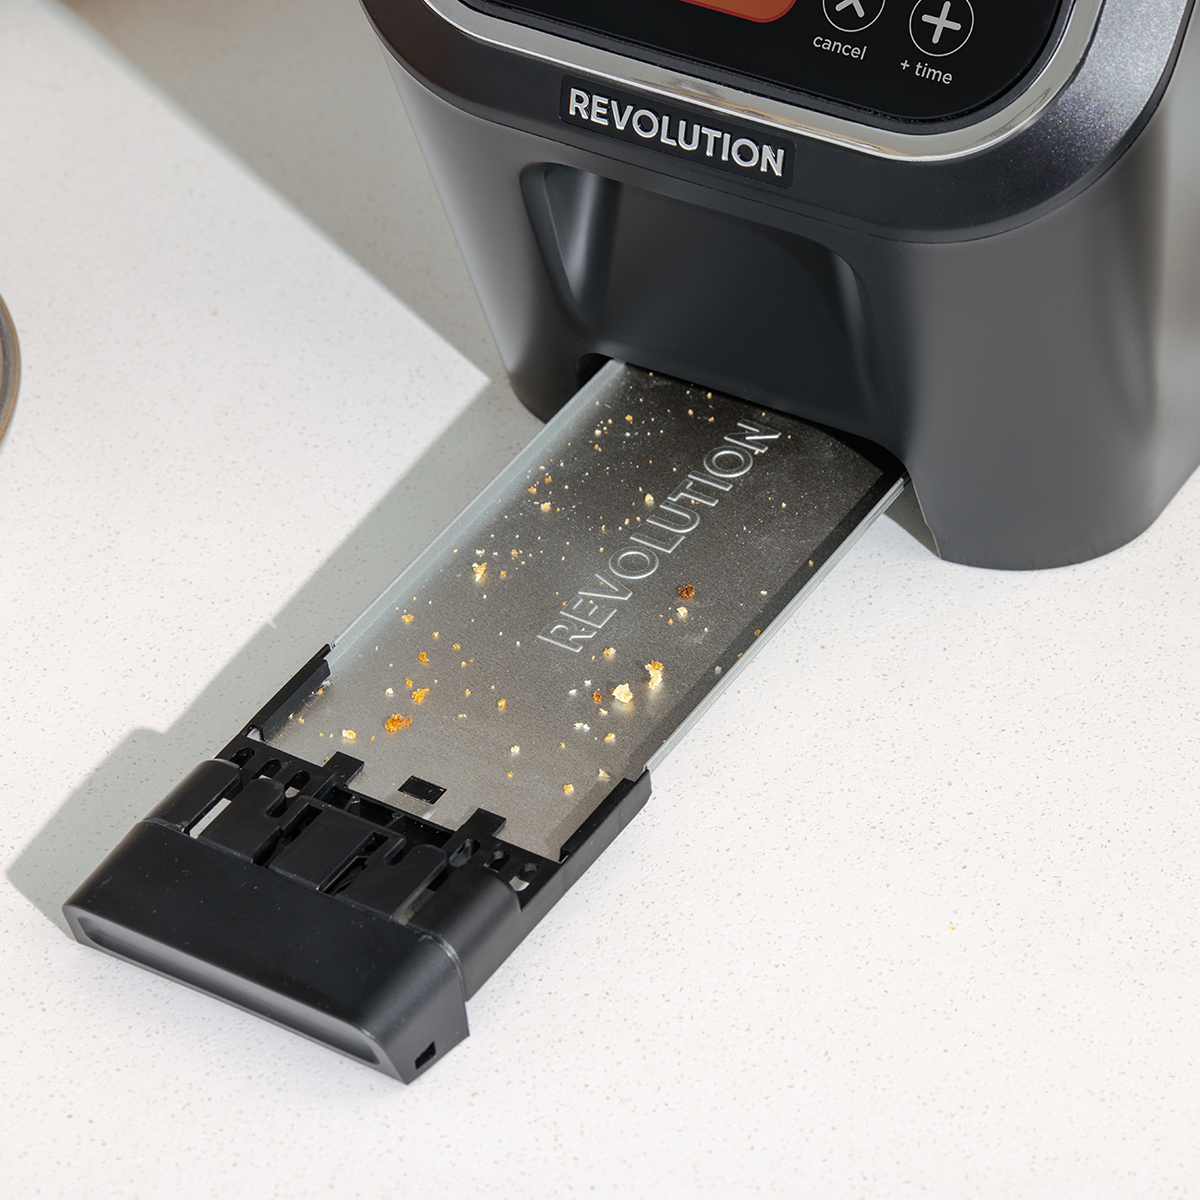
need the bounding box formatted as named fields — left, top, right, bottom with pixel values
left=560, top=79, right=794, bottom=189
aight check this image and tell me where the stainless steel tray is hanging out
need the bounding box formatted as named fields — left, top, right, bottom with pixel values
left=268, top=362, right=903, bottom=859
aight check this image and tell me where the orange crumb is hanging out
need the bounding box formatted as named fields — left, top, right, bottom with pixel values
left=385, top=714, right=411, bottom=733
left=411, top=688, right=430, bottom=703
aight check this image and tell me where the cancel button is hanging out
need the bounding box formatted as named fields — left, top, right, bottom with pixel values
left=813, top=36, right=869, bottom=60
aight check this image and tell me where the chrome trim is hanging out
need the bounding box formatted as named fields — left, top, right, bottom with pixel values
left=417, top=0, right=1103, bottom=162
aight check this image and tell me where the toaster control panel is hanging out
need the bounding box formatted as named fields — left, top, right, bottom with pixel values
left=481, top=0, right=1066, bottom=123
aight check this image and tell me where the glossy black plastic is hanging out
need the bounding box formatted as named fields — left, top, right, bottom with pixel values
left=64, top=649, right=652, bottom=1082
left=478, top=0, right=1065, bottom=123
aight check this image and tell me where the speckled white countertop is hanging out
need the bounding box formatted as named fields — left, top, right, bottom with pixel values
left=2, top=1, right=1199, bottom=1196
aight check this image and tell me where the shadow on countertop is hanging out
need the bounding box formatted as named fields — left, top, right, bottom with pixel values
left=8, top=377, right=539, bottom=935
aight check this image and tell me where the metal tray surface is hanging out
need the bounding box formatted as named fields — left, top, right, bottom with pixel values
left=268, top=363, right=902, bottom=858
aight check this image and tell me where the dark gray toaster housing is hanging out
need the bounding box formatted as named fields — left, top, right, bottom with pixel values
left=361, top=0, right=1200, bottom=569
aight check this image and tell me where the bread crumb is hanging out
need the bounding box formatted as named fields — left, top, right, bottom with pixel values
left=386, top=687, right=394, bottom=696
left=599, top=708, right=608, bottom=716
left=500, top=570, right=507, bottom=579
left=342, top=729, right=357, bottom=741
left=385, top=714, right=411, bottom=733
left=432, top=632, right=439, bottom=639
left=605, top=732, right=615, bottom=743
left=624, top=414, right=633, bottom=422
left=527, top=485, right=537, bottom=494
left=453, top=643, right=461, bottom=649
left=574, top=721, right=590, bottom=731
left=472, top=562, right=487, bottom=581
left=406, top=678, right=414, bottom=688
left=677, top=606, right=688, bottom=619
left=401, top=614, right=414, bottom=624
left=497, top=698, right=507, bottom=709
left=645, top=662, right=664, bottom=689
left=644, top=494, right=654, bottom=506
left=563, top=783, right=574, bottom=794
left=678, top=584, right=695, bottom=600
left=598, top=769, right=610, bottom=781
left=540, top=501, right=551, bottom=513
left=507, top=771, right=514, bottom=778
left=411, top=688, right=430, bottom=703
left=603, top=647, right=615, bottom=658
left=592, top=690, right=603, bottom=703
left=511, top=745, right=520, bottom=755
left=419, top=651, right=429, bottom=663
left=612, top=683, right=633, bottom=704
left=465, top=688, right=471, bottom=697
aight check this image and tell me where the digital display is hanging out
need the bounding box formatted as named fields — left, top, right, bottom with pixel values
left=679, top=0, right=797, bottom=18
left=479, top=0, right=1065, bottom=123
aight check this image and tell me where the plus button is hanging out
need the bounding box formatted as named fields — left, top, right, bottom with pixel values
left=921, top=2, right=961, bottom=44
left=909, top=0, right=974, bottom=56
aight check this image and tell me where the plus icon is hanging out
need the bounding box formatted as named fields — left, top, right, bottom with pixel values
left=909, top=0, right=974, bottom=56
left=921, top=1, right=961, bottom=44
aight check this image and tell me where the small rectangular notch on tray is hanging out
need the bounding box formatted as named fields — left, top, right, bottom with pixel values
left=398, top=775, right=446, bottom=805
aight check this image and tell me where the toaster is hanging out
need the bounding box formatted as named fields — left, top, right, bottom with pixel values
left=361, top=0, right=1200, bottom=569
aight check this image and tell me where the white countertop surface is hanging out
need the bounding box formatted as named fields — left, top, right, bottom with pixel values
left=3, top=1, right=1200, bottom=1195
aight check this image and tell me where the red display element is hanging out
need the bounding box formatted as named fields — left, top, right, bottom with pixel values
left=677, top=0, right=797, bottom=20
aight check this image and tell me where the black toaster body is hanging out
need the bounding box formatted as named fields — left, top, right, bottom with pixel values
left=362, top=0, right=1200, bottom=568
